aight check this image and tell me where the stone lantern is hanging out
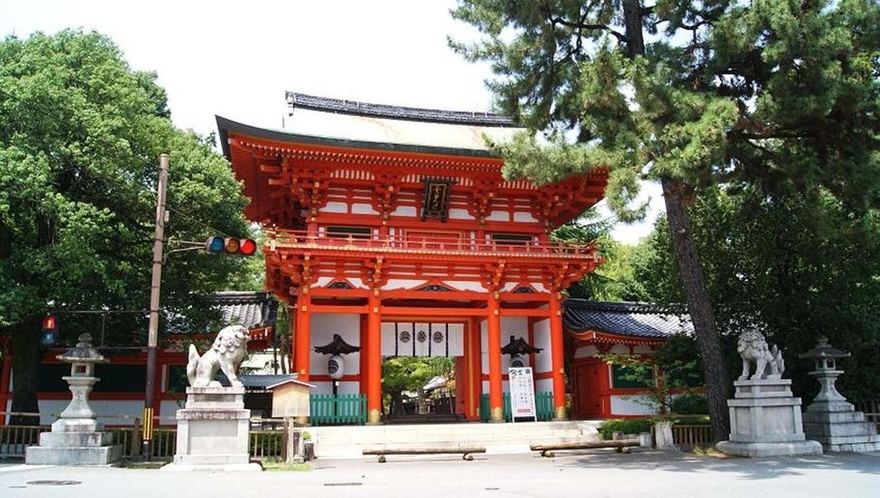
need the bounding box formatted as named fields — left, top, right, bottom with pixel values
left=26, top=333, right=123, bottom=465
left=800, top=337, right=880, bottom=452
left=799, top=337, right=850, bottom=411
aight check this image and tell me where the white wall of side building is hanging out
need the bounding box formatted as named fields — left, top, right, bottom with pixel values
left=610, top=394, right=657, bottom=417
left=35, top=399, right=146, bottom=426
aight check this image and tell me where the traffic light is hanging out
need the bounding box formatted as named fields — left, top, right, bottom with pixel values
left=41, top=315, right=58, bottom=346
left=204, top=236, right=257, bottom=256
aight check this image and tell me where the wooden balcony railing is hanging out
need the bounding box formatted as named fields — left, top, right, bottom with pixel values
left=267, top=229, right=600, bottom=260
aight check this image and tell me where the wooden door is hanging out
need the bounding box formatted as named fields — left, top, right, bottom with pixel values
left=571, top=359, right=605, bottom=419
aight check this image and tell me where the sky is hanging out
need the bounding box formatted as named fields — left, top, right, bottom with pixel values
left=0, top=0, right=661, bottom=244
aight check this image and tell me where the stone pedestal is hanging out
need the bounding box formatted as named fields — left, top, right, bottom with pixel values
left=716, top=379, right=822, bottom=457
left=26, top=412, right=123, bottom=465
left=162, top=386, right=260, bottom=471
left=802, top=374, right=880, bottom=452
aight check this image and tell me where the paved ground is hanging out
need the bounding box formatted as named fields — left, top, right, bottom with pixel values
left=1, top=449, right=879, bottom=497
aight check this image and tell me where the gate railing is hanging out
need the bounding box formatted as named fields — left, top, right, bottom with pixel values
left=479, top=392, right=555, bottom=422
left=309, top=394, right=367, bottom=426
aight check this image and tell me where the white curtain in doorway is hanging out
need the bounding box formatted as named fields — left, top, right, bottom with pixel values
left=380, top=322, right=463, bottom=357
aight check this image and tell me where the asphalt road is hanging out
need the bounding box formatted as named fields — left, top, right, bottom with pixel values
left=2, top=449, right=879, bottom=497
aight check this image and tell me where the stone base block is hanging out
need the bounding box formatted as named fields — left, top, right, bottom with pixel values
left=170, top=387, right=253, bottom=472
left=25, top=444, right=123, bottom=465
left=38, top=431, right=113, bottom=448
left=716, top=440, right=822, bottom=458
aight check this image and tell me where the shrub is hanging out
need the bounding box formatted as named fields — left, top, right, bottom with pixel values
left=598, top=418, right=654, bottom=440
left=671, top=393, right=708, bottom=415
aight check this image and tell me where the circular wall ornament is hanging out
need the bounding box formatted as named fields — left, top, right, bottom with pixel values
left=417, top=330, right=428, bottom=343
left=432, top=331, right=444, bottom=343
left=399, top=330, right=411, bottom=343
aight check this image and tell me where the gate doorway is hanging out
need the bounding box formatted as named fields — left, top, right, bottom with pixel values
left=381, top=356, right=465, bottom=423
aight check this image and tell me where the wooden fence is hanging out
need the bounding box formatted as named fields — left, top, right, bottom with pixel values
left=479, top=392, right=555, bottom=422
left=309, top=394, right=367, bottom=426
left=0, top=423, right=285, bottom=460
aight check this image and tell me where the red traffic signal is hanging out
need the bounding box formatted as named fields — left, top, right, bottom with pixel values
left=205, top=236, right=257, bottom=256
left=41, top=315, right=58, bottom=346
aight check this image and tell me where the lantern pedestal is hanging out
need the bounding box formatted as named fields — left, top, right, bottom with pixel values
left=800, top=338, right=880, bottom=452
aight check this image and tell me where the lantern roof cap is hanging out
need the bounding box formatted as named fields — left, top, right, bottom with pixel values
left=56, top=333, right=108, bottom=364
left=314, top=333, right=361, bottom=355
left=799, top=337, right=850, bottom=360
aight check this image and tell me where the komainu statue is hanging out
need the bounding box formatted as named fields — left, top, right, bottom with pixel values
left=186, top=324, right=249, bottom=387
left=737, top=329, right=785, bottom=381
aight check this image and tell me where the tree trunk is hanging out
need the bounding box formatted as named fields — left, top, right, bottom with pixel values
left=662, top=179, right=730, bottom=441
left=10, top=317, right=42, bottom=426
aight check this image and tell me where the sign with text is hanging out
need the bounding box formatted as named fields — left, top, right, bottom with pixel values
left=508, top=367, right=537, bottom=422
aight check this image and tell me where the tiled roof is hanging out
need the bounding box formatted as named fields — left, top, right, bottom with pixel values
left=563, top=299, right=692, bottom=339
left=285, top=92, right=515, bottom=127
left=214, top=291, right=278, bottom=330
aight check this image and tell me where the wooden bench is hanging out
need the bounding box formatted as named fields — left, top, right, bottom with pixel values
left=362, top=445, right=486, bottom=463
left=530, top=439, right=641, bottom=457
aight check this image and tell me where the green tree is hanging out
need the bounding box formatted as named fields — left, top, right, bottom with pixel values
left=0, top=30, right=256, bottom=424
left=638, top=185, right=880, bottom=403
left=451, top=0, right=880, bottom=440
left=381, top=357, right=453, bottom=416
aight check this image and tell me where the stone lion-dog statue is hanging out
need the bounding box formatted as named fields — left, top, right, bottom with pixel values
left=737, top=328, right=785, bottom=381
left=186, top=324, right=249, bottom=387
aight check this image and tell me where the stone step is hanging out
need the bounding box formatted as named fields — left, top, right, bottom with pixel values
left=309, top=421, right=602, bottom=459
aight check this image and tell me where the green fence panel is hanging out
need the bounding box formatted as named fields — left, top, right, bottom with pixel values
left=309, top=394, right=367, bottom=426
left=479, top=392, right=553, bottom=422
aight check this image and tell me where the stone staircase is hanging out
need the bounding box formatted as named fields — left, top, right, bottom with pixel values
left=308, top=420, right=603, bottom=459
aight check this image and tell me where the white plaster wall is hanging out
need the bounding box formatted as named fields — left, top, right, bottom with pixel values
left=448, top=208, right=473, bottom=220
left=384, top=279, right=426, bottom=291
left=573, top=344, right=601, bottom=359
left=351, top=203, right=378, bottom=215
left=535, top=378, right=553, bottom=393
left=310, top=314, right=362, bottom=377
left=513, top=211, right=538, bottom=223
left=382, top=279, right=485, bottom=292
left=160, top=400, right=184, bottom=425
left=309, top=381, right=359, bottom=396
left=480, top=319, right=488, bottom=375
left=320, top=202, right=348, bottom=213
left=610, top=395, right=658, bottom=417
left=485, top=211, right=510, bottom=222
left=390, top=206, right=417, bottom=217
left=532, top=318, right=552, bottom=374
left=36, top=399, right=145, bottom=426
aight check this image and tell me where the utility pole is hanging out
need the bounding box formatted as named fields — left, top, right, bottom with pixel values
left=143, top=153, right=169, bottom=459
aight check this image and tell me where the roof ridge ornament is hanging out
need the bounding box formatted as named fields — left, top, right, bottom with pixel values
left=285, top=91, right=515, bottom=127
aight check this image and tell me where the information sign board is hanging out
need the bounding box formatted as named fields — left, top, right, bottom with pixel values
left=508, top=367, right=537, bottom=422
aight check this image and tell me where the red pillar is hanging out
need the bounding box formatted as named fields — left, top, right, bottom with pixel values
left=294, top=291, right=312, bottom=381
left=487, top=292, right=504, bottom=422
left=366, top=290, right=382, bottom=424
left=549, top=292, right=568, bottom=420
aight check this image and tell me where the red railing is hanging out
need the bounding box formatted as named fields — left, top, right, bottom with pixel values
left=266, top=229, right=600, bottom=260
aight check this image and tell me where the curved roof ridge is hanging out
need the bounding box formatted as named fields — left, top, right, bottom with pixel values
left=565, top=298, right=688, bottom=316
left=285, top=91, right=516, bottom=127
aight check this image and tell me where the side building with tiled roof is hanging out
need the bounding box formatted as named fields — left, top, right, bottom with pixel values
left=563, top=299, right=693, bottom=419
